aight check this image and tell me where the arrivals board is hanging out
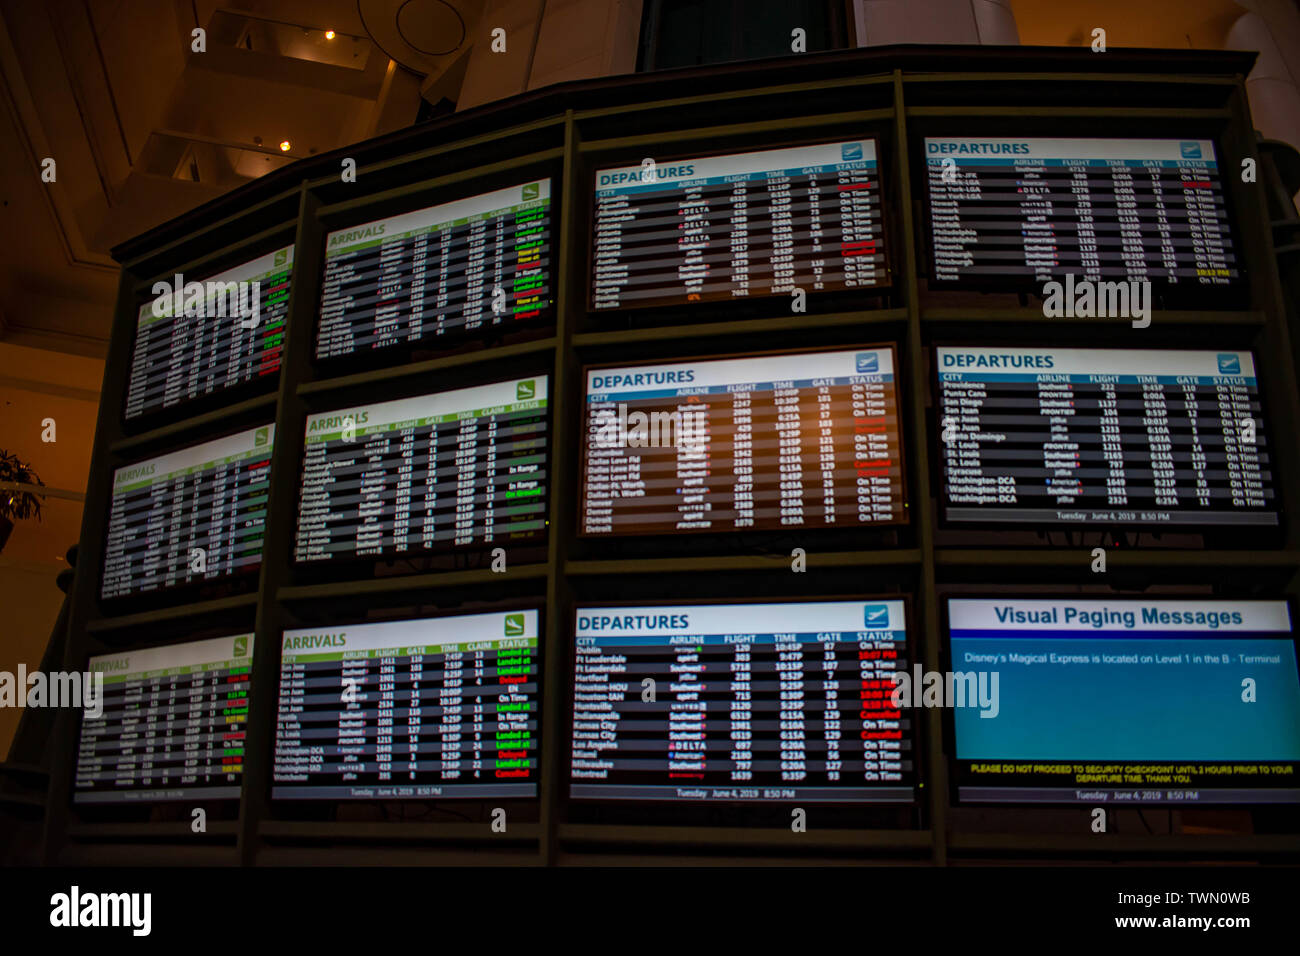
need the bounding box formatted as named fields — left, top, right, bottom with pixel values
left=294, top=376, right=549, bottom=562
left=273, top=610, right=540, bottom=800
left=317, top=180, right=552, bottom=359
left=570, top=601, right=915, bottom=802
left=580, top=347, right=905, bottom=536
left=936, top=347, right=1278, bottom=527
left=948, top=598, right=1300, bottom=804
left=101, top=425, right=274, bottom=600
left=74, top=634, right=253, bottom=803
left=592, top=140, right=888, bottom=310
left=125, top=246, right=292, bottom=420
left=925, top=137, right=1239, bottom=291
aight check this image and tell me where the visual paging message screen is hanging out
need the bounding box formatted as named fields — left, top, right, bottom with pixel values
left=580, top=348, right=905, bottom=536
left=273, top=610, right=539, bottom=800
left=925, top=137, right=1238, bottom=291
left=948, top=598, right=1300, bottom=804
left=74, top=634, right=253, bottom=804
left=101, top=425, right=273, bottom=600
left=317, top=180, right=552, bottom=359
left=125, top=246, right=292, bottom=420
left=591, top=140, right=887, bottom=310
left=295, top=375, right=548, bottom=563
left=570, top=601, right=915, bottom=803
left=936, top=347, right=1277, bottom=527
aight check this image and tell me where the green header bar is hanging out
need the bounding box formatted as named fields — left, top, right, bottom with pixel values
left=114, top=444, right=272, bottom=493
left=283, top=637, right=537, bottom=664
left=304, top=399, right=547, bottom=444
left=98, top=658, right=253, bottom=685
left=326, top=198, right=549, bottom=258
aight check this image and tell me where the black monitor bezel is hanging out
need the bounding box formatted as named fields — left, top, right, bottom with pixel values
left=576, top=341, right=912, bottom=543
left=310, top=170, right=560, bottom=371
left=584, top=133, right=896, bottom=316
left=268, top=603, right=544, bottom=805
left=98, top=421, right=276, bottom=607
left=939, top=592, right=1300, bottom=808
left=563, top=593, right=921, bottom=810
left=289, top=372, right=553, bottom=574
left=928, top=340, right=1284, bottom=537
left=914, top=126, right=1250, bottom=309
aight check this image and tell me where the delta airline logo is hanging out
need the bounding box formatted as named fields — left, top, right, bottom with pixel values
left=841, top=142, right=863, bottom=162
left=1180, top=142, right=1203, bottom=159
left=855, top=352, right=879, bottom=374
left=1217, top=354, right=1242, bottom=375
left=863, top=604, right=890, bottom=629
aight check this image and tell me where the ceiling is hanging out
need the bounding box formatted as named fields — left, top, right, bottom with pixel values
left=0, top=0, right=490, bottom=359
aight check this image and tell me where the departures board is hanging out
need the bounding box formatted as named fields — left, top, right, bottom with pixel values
left=75, top=634, right=253, bottom=804
left=125, top=246, right=292, bottom=420
left=316, top=180, right=552, bottom=359
left=570, top=601, right=914, bottom=803
left=925, top=137, right=1238, bottom=292
left=294, top=375, right=549, bottom=563
left=580, top=347, right=905, bottom=536
left=936, top=347, right=1278, bottom=527
left=591, top=140, right=887, bottom=310
left=101, top=425, right=274, bottom=600
left=273, top=610, right=539, bottom=800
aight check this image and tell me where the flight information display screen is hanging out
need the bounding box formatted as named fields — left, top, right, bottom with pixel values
left=570, top=601, right=914, bottom=803
left=317, top=180, right=552, bottom=359
left=936, top=347, right=1278, bottom=527
left=125, top=246, right=292, bottom=420
left=75, top=634, right=253, bottom=804
left=591, top=139, right=887, bottom=310
left=925, top=137, right=1239, bottom=291
left=294, top=375, right=548, bottom=563
left=273, top=610, right=539, bottom=800
left=101, top=425, right=273, bottom=600
left=948, top=598, right=1300, bottom=804
left=580, top=347, right=906, bottom=536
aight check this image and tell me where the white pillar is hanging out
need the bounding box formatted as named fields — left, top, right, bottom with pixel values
left=1226, top=7, right=1300, bottom=208
left=854, top=0, right=1019, bottom=46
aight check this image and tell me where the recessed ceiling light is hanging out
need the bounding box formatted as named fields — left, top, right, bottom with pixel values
left=280, top=141, right=291, bottom=152
left=325, top=30, right=336, bottom=40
